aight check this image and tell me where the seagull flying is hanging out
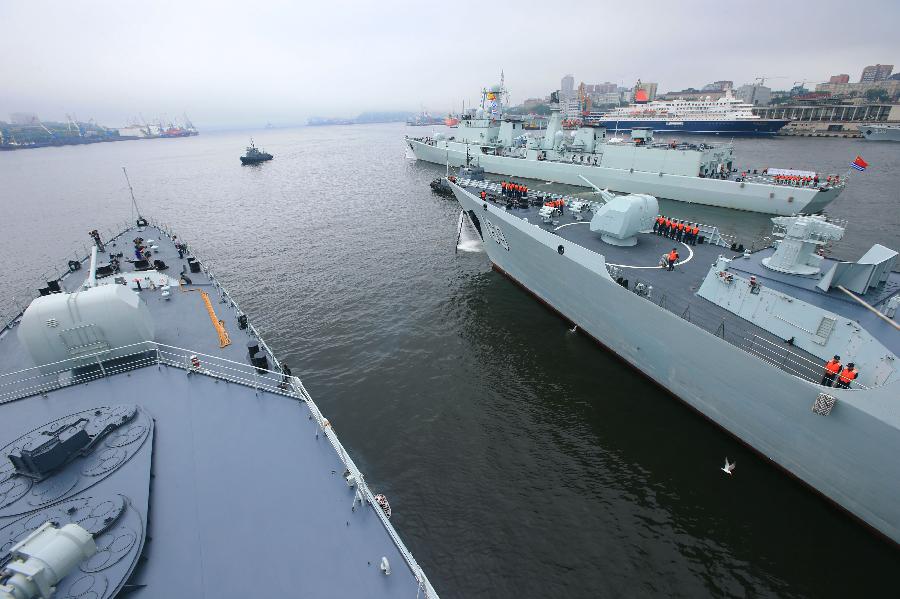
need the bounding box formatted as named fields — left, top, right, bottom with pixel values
left=569, top=325, right=578, bottom=333
left=721, top=458, right=735, bottom=475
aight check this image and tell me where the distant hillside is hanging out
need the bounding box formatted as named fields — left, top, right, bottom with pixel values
left=308, top=111, right=414, bottom=126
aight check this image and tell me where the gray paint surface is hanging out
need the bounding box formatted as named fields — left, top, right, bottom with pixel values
left=0, top=225, right=435, bottom=598
left=410, top=138, right=841, bottom=215
left=451, top=181, right=900, bottom=544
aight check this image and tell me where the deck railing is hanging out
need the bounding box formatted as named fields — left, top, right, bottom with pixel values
left=0, top=218, right=439, bottom=597
left=742, top=334, right=867, bottom=390
left=0, top=339, right=439, bottom=597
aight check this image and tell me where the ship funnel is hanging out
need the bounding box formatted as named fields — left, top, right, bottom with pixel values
left=542, top=109, right=563, bottom=150
left=762, top=215, right=844, bottom=275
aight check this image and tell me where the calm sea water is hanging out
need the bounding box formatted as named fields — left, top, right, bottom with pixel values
left=1, top=126, right=898, bottom=597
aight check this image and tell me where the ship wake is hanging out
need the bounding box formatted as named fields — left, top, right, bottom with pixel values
left=456, top=211, right=484, bottom=253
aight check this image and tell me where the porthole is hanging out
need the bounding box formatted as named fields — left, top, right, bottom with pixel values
left=558, top=245, right=565, bottom=255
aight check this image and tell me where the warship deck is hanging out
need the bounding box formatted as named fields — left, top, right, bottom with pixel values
left=459, top=180, right=899, bottom=386
left=0, top=224, right=436, bottom=598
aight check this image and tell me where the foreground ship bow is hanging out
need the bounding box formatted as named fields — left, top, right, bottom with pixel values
left=0, top=220, right=438, bottom=598
left=449, top=176, right=900, bottom=544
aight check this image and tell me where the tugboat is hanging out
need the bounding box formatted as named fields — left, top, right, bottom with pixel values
left=240, top=139, right=273, bottom=164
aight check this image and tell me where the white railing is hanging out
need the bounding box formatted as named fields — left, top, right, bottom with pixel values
left=0, top=219, right=439, bottom=596
left=743, top=334, right=868, bottom=390
left=0, top=340, right=290, bottom=405
left=0, top=339, right=439, bottom=597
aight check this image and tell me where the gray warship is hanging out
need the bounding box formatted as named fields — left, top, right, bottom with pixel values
left=0, top=192, right=438, bottom=597
left=861, top=124, right=900, bottom=142
left=447, top=175, right=900, bottom=544
left=407, top=84, right=847, bottom=215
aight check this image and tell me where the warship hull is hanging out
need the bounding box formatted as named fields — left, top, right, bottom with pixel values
left=449, top=181, right=900, bottom=544
left=861, top=125, right=900, bottom=142
left=409, top=139, right=839, bottom=215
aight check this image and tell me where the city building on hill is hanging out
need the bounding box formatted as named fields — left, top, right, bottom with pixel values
left=658, top=88, right=726, bottom=101
left=815, top=79, right=900, bottom=99
left=735, top=83, right=772, bottom=106
left=638, top=82, right=658, bottom=101
left=561, top=74, right=575, bottom=100
left=860, top=64, right=893, bottom=82
left=584, top=82, right=617, bottom=94
left=829, top=74, right=850, bottom=84
left=702, top=80, right=733, bottom=92
left=522, top=97, right=549, bottom=111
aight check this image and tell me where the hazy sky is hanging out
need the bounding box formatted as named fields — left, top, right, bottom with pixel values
left=2, top=0, right=898, bottom=128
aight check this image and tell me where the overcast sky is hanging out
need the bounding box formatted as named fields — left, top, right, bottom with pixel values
left=2, top=0, right=898, bottom=128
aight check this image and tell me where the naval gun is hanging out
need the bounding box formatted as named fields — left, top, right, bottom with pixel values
left=762, top=215, right=844, bottom=275
left=589, top=193, right=659, bottom=246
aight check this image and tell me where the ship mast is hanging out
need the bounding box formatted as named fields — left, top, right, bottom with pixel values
left=122, top=167, right=143, bottom=224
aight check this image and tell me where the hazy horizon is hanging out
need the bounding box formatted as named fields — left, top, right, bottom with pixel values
left=2, top=0, right=898, bottom=128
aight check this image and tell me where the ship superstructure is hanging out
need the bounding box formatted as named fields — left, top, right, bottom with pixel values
left=446, top=175, right=900, bottom=543
left=0, top=213, right=439, bottom=597
left=406, top=83, right=845, bottom=215
left=588, top=86, right=789, bottom=135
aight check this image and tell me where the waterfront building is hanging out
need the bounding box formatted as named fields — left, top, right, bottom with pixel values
left=735, top=83, right=772, bottom=106
left=860, top=64, right=893, bottom=83
left=753, top=102, right=900, bottom=131
left=829, top=74, right=850, bottom=84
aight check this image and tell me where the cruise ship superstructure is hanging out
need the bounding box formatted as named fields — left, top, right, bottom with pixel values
left=407, top=84, right=845, bottom=215
left=447, top=175, right=900, bottom=544
left=588, top=87, right=789, bottom=135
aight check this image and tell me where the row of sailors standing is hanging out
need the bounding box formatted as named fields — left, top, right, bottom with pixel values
left=501, top=181, right=529, bottom=200
left=821, top=355, right=859, bottom=389
left=653, top=216, right=699, bottom=246
left=771, top=174, right=820, bottom=187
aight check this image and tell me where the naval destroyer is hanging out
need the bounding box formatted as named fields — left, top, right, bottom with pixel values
left=861, top=124, right=900, bottom=142
left=0, top=189, right=439, bottom=597
left=447, top=175, right=900, bottom=544
left=406, top=84, right=846, bottom=215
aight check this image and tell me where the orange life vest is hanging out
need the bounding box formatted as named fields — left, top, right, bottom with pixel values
left=692, top=226, right=699, bottom=235
left=668, top=250, right=678, bottom=262
left=838, top=367, right=858, bottom=384
left=824, top=359, right=841, bottom=375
